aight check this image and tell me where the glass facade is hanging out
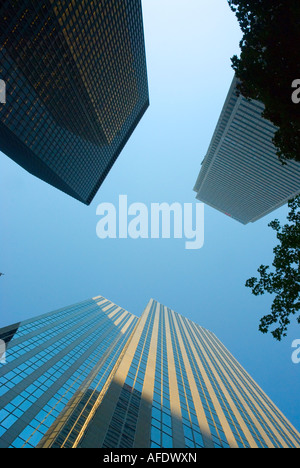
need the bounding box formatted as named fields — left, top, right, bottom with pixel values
left=0, top=297, right=299, bottom=449
left=78, top=299, right=300, bottom=449
left=0, top=0, right=149, bottom=204
left=0, top=297, right=138, bottom=448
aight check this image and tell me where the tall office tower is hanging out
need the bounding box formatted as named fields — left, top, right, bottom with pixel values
left=0, top=296, right=139, bottom=448
left=0, top=1, right=149, bottom=205
left=0, top=297, right=299, bottom=449
left=193, top=77, right=300, bottom=224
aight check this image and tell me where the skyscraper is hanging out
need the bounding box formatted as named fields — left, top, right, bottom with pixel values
left=0, top=296, right=299, bottom=449
left=193, top=77, right=300, bottom=224
left=0, top=0, right=149, bottom=204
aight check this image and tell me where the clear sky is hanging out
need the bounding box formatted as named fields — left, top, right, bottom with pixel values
left=1, top=0, right=299, bottom=434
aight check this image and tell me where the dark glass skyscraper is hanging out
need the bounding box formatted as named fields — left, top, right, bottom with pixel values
left=0, top=296, right=299, bottom=449
left=0, top=0, right=149, bottom=204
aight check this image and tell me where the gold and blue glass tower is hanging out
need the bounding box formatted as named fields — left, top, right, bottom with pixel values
left=0, top=0, right=149, bottom=204
left=0, top=296, right=299, bottom=449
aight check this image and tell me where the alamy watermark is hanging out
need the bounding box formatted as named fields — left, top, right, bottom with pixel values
left=0, top=79, right=6, bottom=104
left=291, top=79, right=300, bottom=104
left=96, top=195, right=204, bottom=250
left=291, top=339, right=300, bottom=364
left=0, top=339, right=6, bottom=364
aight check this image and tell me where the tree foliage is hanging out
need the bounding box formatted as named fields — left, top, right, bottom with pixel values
left=246, top=196, right=300, bottom=341
left=228, top=0, right=300, bottom=163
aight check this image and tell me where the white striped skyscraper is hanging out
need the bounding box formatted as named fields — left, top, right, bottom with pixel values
left=194, top=77, right=300, bottom=224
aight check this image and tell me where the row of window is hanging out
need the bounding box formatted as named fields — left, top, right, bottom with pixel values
left=150, top=305, right=172, bottom=448
left=102, top=301, right=158, bottom=448
left=0, top=303, right=137, bottom=448
left=185, top=317, right=298, bottom=448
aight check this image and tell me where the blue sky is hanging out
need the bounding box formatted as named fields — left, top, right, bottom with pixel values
left=1, top=0, right=300, bottom=434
